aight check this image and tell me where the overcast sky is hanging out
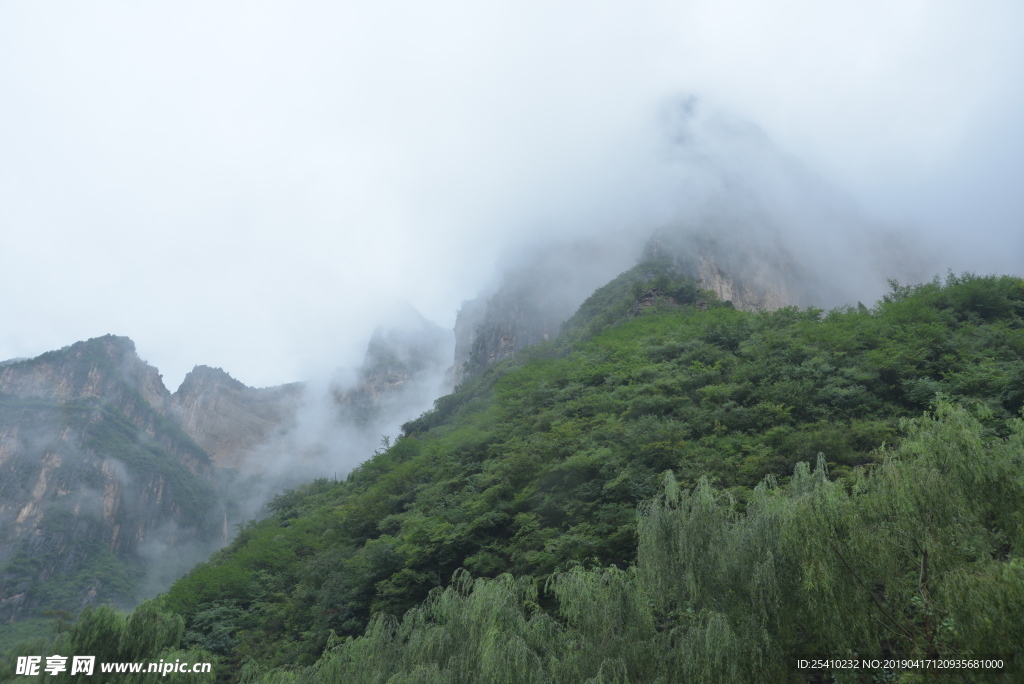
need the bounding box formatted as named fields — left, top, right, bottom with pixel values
left=2, top=0, right=1022, bottom=390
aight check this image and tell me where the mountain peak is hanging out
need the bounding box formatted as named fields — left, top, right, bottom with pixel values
left=174, top=365, right=248, bottom=397
left=0, top=334, right=171, bottom=408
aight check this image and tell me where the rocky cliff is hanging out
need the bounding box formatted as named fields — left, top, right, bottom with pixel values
left=0, top=336, right=302, bottom=627
left=0, top=337, right=221, bottom=623
left=172, top=366, right=302, bottom=470
left=642, top=222, right=809, bottom=312
left=335, top=304, right=453, bottom=429
left=450, top=241, right=637, bottom=387
left=449, top=227, right=806, bottom=385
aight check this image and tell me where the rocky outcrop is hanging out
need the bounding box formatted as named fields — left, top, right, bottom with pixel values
left=450, top=241, right=636, bottom=387
left=448, top=230, right=796, bottom=385
left=450, top=297, right=488, bottom=389
left=643, top=225, right=806, bottom=312
left=335, top=305, right=453, bottom=428
left=0, top=336, right=207, bottom=472
left=449, top=224, right=809, bottom=385
left=455, top=287, right=561, bottom=383
left=0, top=336, right=225, bottom=622
left=0, top=336, right=172, bottom=422
left=172, top=366, right=302, bottom=470
left=0, top=335, right=303, bottom=625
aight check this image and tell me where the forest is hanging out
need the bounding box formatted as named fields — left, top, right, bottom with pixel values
left=2, top=265, right=1022, bottom=683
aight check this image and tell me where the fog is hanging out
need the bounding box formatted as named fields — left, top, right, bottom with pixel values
left=1, top=0, right=1021, bottom=390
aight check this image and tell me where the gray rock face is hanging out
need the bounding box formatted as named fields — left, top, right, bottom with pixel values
left=335, top=304, right=453, bottom=429
left=0, top=318, right=464, bottom=629
left=0, top=336, right=222, bottom=623
left=450, top=241, right=638, bottom=387
left=448, top=226, right=806, bottom=385
left=643, top=224, right=808, bottom=311
left=172, top=366, right=303, bottom=470
left=0, top=336, right=305, bottom=626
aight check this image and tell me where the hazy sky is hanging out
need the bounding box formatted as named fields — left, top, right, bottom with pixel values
left=2, top=0, right=1022, bottom=389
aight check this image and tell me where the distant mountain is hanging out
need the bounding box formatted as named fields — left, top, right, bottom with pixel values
left=334, top=303, right=453, bottom=431
left=449, top=223, right=814, bottom=386
left=0, top=336, right=223, bottom=624
left=0, top=309, right=456, bottom=638
left=172, top=365, right=302, bottom=471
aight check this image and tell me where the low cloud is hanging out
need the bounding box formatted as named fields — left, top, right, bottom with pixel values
left=0, top=0, right=1019, bottom=390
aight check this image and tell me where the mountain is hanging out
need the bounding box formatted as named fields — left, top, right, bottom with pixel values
left=0, top=306, right=455, bottom=643
left=449, top=241, right=636, bottom=387
left=149, top=267, right=1024, bottom=678
left=4, top=250, right=1019, bottom=680
left=0, top=336, right=222, bottom=625
left=449, top=225, right=811, bottom=387
left=334, top=303, right=453, bottom=431
left=0, top=336, right=312, bottom=641
left=642, top=223, right=808, bottom=311
left=172, top=365, right=302, bottom=471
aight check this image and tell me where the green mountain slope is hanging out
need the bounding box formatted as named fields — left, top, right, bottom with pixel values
left=151, top=265, right=1024, bottom=674
left=257, top=400, right=1024, bottom=683
left=6, top=266, right=1021, bottom=681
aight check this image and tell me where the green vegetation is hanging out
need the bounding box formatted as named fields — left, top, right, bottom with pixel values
left=0, top=601, right=216, bottom=684
left=9, top=267, right=1023, bottom=681
left=244, top=400, right=1024, bottom=683
left=150, top=267, right=1024, bottom=679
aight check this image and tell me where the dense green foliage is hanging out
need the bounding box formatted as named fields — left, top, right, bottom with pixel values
left=0, top=601, right=216, bottom=684
left=243, top=401, right=1024, bottom=683
left=152, top=268, right=1024, bottom=678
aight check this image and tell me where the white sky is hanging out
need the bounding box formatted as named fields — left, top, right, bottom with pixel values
left=2, top=0, right=1022, bottom=389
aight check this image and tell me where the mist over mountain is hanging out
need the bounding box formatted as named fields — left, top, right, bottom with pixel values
left=335, top=304, right=454, bottom=429
left=1, top=2, right=1021, bottom=677
left=0, top=312, right=456, bottom=638
left=443, top=103, right=929, bottom=387
left=5, top=2, right=1018, bottom=391
left=0, top=337, right=224, bottom=625
left=0, top=190, right=915, bottom=638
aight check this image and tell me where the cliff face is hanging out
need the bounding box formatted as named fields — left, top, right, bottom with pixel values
left=0, top=336, right=222, bottom=623
left=0, top=336, right=308, bottom=627
left=335, top=305, right=453, bottom=429
left=0, top=336, right=176, bottom=448
left=643, top=223, right=808, bottom=312
left=450, top=225, right=807, bottom=384
left=450, top=242, right=635, bottom=387
left=172, top=366, right=303, bottom=470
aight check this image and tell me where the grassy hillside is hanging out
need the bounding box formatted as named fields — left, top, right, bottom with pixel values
left=5, top=265, right=1022, bottom=681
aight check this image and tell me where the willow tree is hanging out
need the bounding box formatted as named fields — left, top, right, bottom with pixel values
left=635, top=398, right=1024, bottom=681
left=248, top=399, right=1022, bottom=683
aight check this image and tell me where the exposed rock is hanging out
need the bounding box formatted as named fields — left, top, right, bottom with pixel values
left=450, top=241, right=637, bottom=387
left=0, top=336, right=206, bottom=472
left=449, top=296, right=487, bottom=389
left=335, top=304, right=453, bottom=428
left=0, top=335, right=307, bottom=626
left=172, top=366, right=303, bottom=470
left=643, top=225, right=806, bottom=312
left=449, top=225, right=805, bottom=385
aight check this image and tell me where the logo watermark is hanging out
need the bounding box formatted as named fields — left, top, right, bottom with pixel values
left=15, top=655, right=212, bottom=677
